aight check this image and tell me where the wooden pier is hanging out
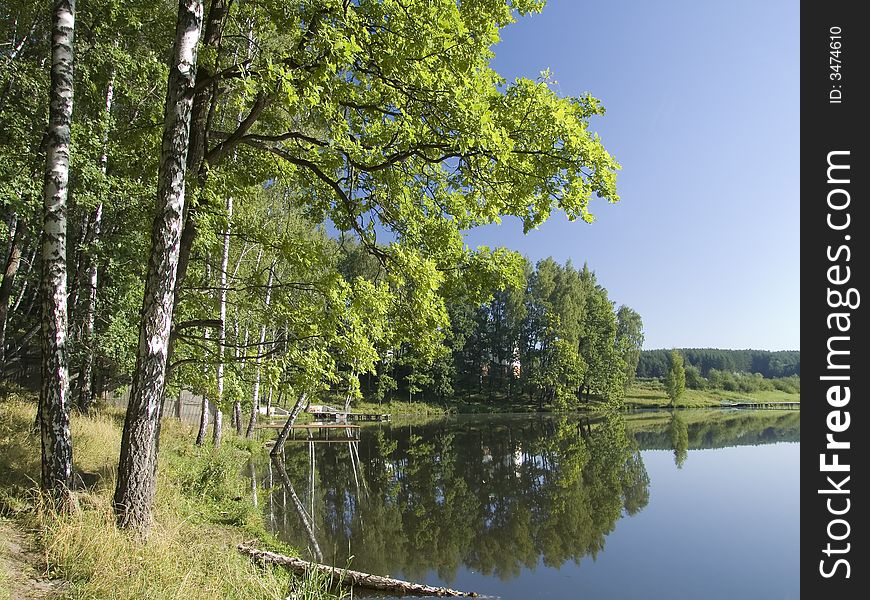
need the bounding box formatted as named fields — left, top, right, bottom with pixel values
left=306, top=403, right=390, bottom=422
left=257, top=421, right=361, bottom=443
left=311, top=411, right=390, bottom=422
left=721, top=401, right=800, bottom=410
left=257, top=422, right=361, bottom=430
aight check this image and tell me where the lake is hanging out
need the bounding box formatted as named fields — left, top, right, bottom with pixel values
left=249, top=410, right=800, bottom=599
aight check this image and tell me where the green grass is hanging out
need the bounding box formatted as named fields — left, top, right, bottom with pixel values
left=0, top=390, right=345, bottom=600
left=351, top=398, right=452, bottom=417
left=624, top=380, right=800, bottom=408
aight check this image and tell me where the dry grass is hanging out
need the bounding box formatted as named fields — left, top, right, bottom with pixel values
left=0, top=391, right=345, bottom=600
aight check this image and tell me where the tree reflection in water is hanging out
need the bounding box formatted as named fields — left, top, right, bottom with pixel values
left=250, top=410, right=799, bottom=583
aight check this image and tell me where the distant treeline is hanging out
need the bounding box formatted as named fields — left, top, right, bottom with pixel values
left=636, top=349, right=800, bottom=379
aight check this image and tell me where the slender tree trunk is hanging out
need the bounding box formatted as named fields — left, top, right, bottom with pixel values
left=213, top=408, right=223, bottom=447
left=113, top=0, right=204, bottom=533
left=0, top=215, right=26, bottom=368
left=77, top=70, right=113, bottom=412
left=11, top=245, right=36, bottom=315
left=213, top=195, right=231, bottom=448
left=265, top=385, right=274, bottom=423
left=39, top=0, right=76, bottom=504
left=246, top=264, right=275, bottom=438
left=232, top=323, right=247, bottom=436
left=66, top=211, right=89, bottom=330
left=231, top=309, right=242, bottom=434
left=195, top=393, right=210, bottom=445
left=270, top=393, right=309, bottom=457
left=271, top=457, right=323, bottom=562
left=195, top=261, right=211, bottom=446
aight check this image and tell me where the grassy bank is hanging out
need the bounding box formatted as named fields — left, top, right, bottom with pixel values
left=0, top=390, right=343, bottom=600
left=624, top=380, right=801, bottom=409
left=341, top=398, right=453, bottom=417
left=356, top=392, right=544, bottom=415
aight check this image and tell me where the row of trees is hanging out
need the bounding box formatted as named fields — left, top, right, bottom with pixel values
left=2, top=0, right=622, bottom=532
left=360, top=258, right=644, bottom=409
left=637, top=348, right=800, bottom=379
left=659, top=349, right=799, bottom=402
left=685, top=368, right=800, bottom=394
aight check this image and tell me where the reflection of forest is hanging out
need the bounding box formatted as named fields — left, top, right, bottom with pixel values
left=625, top=409, right=800, bottom=450
left=249, top=410, right=798, bottom=583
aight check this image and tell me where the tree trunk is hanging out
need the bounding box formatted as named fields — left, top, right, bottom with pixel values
left=77, top=70, right=113, bottom=413
left=66, top=211, right=89, bottom=331
left=265, top=386, right=274, bottom=423
left=195, top=393, right=210, bottom=445
left=195, top=259, right=211, bottom=446
left=246, top=264, right=275, bottom=438
left=0, top=215, right=26, bottom=368
left=212, top=407, right=223, bottom=447
left=237, top=544, right=477, bottom=597
left=232, top=400, right=242, bottom=434
left=231, top=310, right=242, bottom=434
left=11, top=245, right=36, bottom=316
left=168, top=0, right=228, bottom=368
left=39, top=0, right=76, bottom=504
left=113, top=0, right=204, bottom=533
left=270, top=393, right=308, bottom=457
left=271, top=457, right=323, bottom=562
left=212, top=195, right=231, bottom=448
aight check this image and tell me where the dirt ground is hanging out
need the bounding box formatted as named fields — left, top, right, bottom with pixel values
left=0, top=520, right=67, bottom=600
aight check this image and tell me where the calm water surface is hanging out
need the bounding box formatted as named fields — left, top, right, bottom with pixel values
left=249, top=410, right=799, bottom=599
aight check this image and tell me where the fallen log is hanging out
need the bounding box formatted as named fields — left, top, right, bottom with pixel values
left=237, top=543, right=478, bottom=597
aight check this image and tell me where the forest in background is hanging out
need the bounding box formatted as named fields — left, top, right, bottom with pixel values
left=636, top=348, right=800, bottom=394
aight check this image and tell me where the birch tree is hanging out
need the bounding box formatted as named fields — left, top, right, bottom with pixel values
left=113, top=0, right=204, bottom=532
left=39, top=0, right=75, bottom=502
left=246, top=262, right=275, bottom=438
left=212, top=195, right=231, bottom=448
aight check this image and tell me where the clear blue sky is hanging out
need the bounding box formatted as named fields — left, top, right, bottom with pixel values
left=462, top=0, right=800, bottom=351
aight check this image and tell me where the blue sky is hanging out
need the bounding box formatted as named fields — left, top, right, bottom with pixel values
left=463, top=0, right=799, bottom=351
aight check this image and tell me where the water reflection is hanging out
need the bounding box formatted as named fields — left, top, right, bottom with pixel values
left=668, top=412, right=689, bottom=468
left=250, top=410, right=799, bottom=589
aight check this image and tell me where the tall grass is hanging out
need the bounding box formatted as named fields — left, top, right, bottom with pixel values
left=0, top=392, right=344, bottom=600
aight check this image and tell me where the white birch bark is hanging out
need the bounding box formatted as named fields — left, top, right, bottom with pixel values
left=212, top=195, right=232, bottom=448
left=39, top=0, right=76, bottom=503
left=113, top=0, right=204, bottom=533
left=246, top=263, right=275, bottom=438
left=195, top=260, right=211, bottom=446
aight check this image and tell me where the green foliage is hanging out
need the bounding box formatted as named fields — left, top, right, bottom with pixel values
left=684, top=364, right=705, bottom=390
left=664, top=350, right=686, bottom=406
left=615, top=306, right=644, bottom=390
left=3, top=0, right=626, bottom=420
left=364, top=257, right=636, bottom=411
left=667, top=411, right=689, bottom=469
